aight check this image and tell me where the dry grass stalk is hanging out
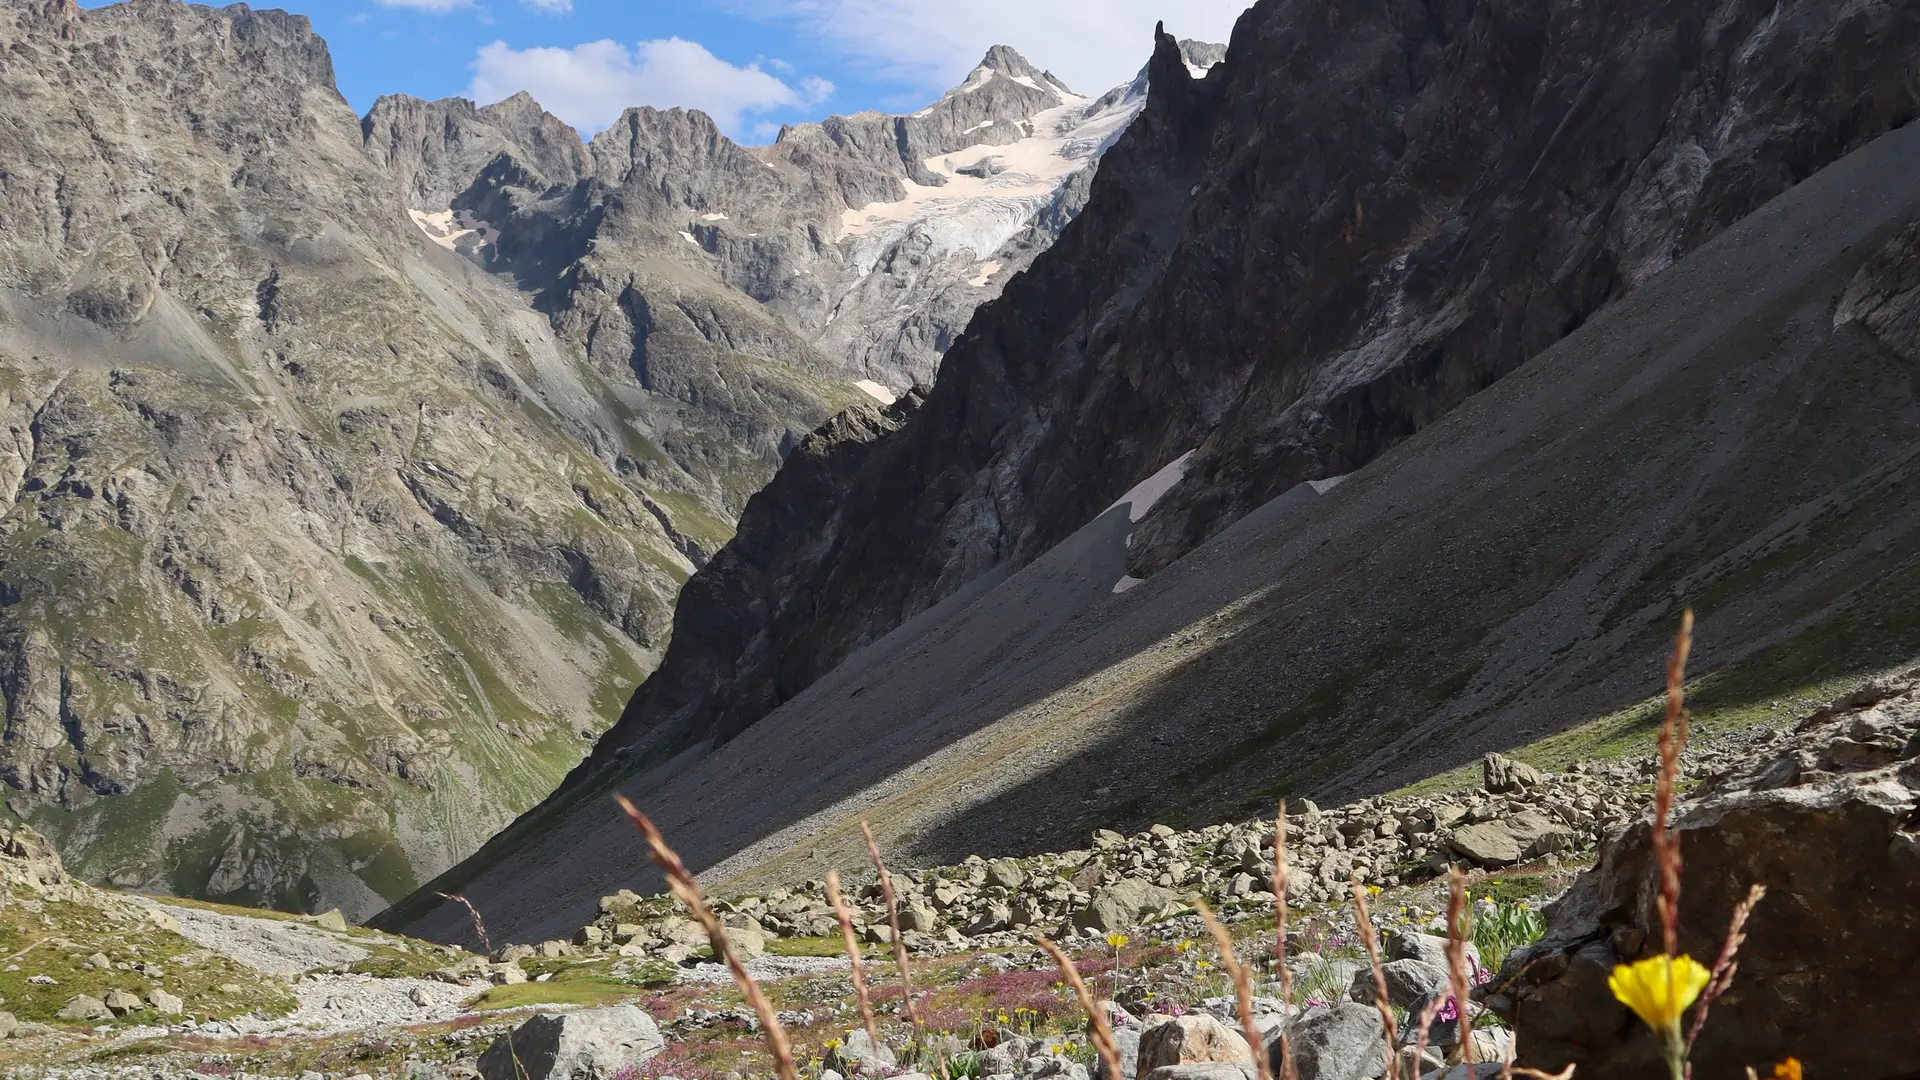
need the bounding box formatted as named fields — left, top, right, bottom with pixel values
left=436, top=891, right=492, bottom=955
left=1349, top=879, right=1400, bottom=1080
left=861, top=820, right=947, bottom=1080
left=1192, top=897, right=1275, bottom=1080
left=616, top=794, right=799, bottom=1080
left=1653, top=609, right=1694, bottom=958
left=1272, top=801, right=1298, bottom=1080
left=826, top=868, right=884, bottom=1063
left=1685, top=882, right=1768, bottom=1053
left=1035, top=935, right=1127, bottom=1080
left=1443, top=868, right=1475, bottom=1064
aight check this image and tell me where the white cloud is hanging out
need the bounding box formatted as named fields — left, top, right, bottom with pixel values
left=469, top=37, right=831, bottom=138
left=748, top=0, right=1251, bottom=96
left=374, top=0, right=471, bottom=11
left=523, top=0, right=572, bottom=10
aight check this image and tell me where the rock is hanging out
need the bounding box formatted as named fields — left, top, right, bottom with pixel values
left=864, top=924, right=895, bottom=945
left=1096, top=1026, right=1143, bottom=1080
left=1384, top=932, right=1478, bottom=974
left=309, top=908, right=349, bottom=933
left=1501, top=679, right=1920, bottom=1078
left=489, top=962, right=529, bottom=985
left=825, top=1028, right=898, bottom=1073
left=969, top=902, right=1013, bottom=935
left=1481, top=754, right=1544, bottom=793
left=904, top=904, right=940, bottom=933
left=537, top=940, right=576, bottom=959
left=1446, top=810, right=1572, bottom=869
left=56, top=994, right=112, bottom=1022
left=476, top=1005, right=666, bottom=1080
left=1140, top=1066, right=1253, bottom=1080
left=1284, top=1003, right=1385, bottom=1080
left=101, top=988, right=143, bottom=1016
left=1347, top=959, right=1448, bottom=1010
left=987, top=858, right=1028, bottom=890
left=410, top=986, right=433, bottom=1007
left=1137, top=1015, right=1253, bottom=1074
left=1074, top=880, right=1179, bottom=932
left=0, top=1011, right=16, bottom=1038
left=1421, top=1067, right=1503, bottom=1080
left=725, top=926, right=767, bottom=959
left=493, top=943, right=537, bottom=964
left=574, top=925, right=605, bottom=947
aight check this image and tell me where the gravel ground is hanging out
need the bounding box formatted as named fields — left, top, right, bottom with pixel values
left=139, top=900, right=369, bottom=977
left=678, top=955, right=850, bottom=984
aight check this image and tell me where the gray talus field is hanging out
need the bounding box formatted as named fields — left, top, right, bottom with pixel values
left=382, top=111, right=1920, bottom=945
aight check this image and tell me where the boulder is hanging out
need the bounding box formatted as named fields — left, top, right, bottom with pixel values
left=987, top=858, right=1028, bottom=890
left=101, top=989, right=143, bottom=1016
left=145, top=988, right=183, bottom=1016
left=825, top=1027, right=897, bottom=1074
left=476, top=1005, right=665, bottom=1080
left=1095, top=1026, right=1143, bottom=1080
left=0, top=1011, right=17, bottom=1038
left=1347, top=959, right=1448, bottom=1010
left=1137, top=1015, right=1253, bottom=1074
left=1140, top=1066, right=1254, bottom=1080
left=1446, top=810, right=1571, bottom=868
left=1481, top=753, right=1544, bottom=793
left=724, top=926, right=767, bottom=959
left=1383, top=931, right=1480, bottom=974
left=56, top=994, right=111, bottom=1022
left=1283, top=1002, right=1385, bottom=1080
left=1497, top=677, right=1920, bottom=1079
left=308, top=908, right=349, bottom=932
left=1073, top=880, right=1179, bottom=932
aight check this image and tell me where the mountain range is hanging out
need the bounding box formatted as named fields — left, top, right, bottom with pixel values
left=0, top=0, right=1203, bottom=918
left=372, top=0, right=1920, bottom=947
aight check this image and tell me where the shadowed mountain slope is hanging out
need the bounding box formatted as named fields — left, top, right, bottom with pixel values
left=378, top=0, right=1920, bottom=944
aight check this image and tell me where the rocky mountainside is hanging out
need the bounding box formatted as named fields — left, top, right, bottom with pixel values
left=380, top=0, right=1920, bottom=945
left=365, top=40, right=1224, bottom=401
left=0, top=0, right=915, bottom=920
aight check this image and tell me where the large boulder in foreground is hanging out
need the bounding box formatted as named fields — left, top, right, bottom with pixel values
left=477, top=1005, right=665, bottom=1080
left=1490, top=675, right=1920, bottom=1078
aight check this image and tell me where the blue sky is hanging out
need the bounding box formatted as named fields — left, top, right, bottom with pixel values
left=167, top=0, right=1256, bottom=144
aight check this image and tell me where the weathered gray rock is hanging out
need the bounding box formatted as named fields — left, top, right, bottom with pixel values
left=1499, top=677, right=1920, bottom=1078
left=1137, top=1015, right=1253, bottom=1074
left=987, top=858, right=1028, bottom=890
left=1074, top=880, right=1180, bottom=932
left=1481, top=754, right=1544, bottom=794
left=101, top=989, right=142, bottom=1016
left=145, top=988, right=184, bottom=1016
left=826, top=1027, right=897, bottom=1074
left=1284, top=1003, right=1385, bottom=1080
left=1447, top=810, right=1572, bottom=868
left=476, top=1005, right=665, bottom=1080
left=1095, top=1027, right=1143, bottom=1080
left=1140, top=1065, right=1254, bottom=1080
left=56, top=995, right=111, bottom=1022
left=1347, top=959, right=1448, bottom=1011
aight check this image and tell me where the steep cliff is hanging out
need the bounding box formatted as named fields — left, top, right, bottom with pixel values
left=372, top=0, right=1920, bottom=942
left=581, top=0, right=1920, bottom=775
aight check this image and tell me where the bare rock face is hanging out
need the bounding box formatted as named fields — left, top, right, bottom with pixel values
left=1494, top=676, right=1920, bottom=1078
left=556, top=0, right=1920, bottom=795
left=0, top=0, right=860, bottom=916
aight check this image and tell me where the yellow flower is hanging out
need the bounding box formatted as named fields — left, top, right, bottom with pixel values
left=1608, top=954, right=1712, bottom=1030
left=1107, top=933, right=1130, bottom=949
left=1196, top=960, right=1212, bottom=971
left=1174, top=940, right=1193, bottom=953
left=1771, top=1060, right=1802, bottom=1080
left=1366, top=885, right=1382, bottom=896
